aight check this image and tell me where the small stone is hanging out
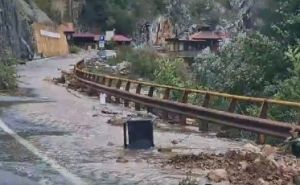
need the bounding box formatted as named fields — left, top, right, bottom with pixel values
left=257, top=178, right=270, bottom=185
left=207, top=169, right=228, bottom=183
left=261, top=145, right=277, bottom=157
left=107, top=142, right=114, bottom=146
left=107, top=116, right=127, bottom=125
left=92, top=113, right=99, bottom=117
left=158, top=148, right=172, bottom=153
left=101, top=108, right=118, bottom=115
left=171, top=140, right=179, bottom=145
left=116, top=157, right=128, bottom=163
left=243, top=143, right=261, bottom=153
left=239, top=161, right=248, bottom=170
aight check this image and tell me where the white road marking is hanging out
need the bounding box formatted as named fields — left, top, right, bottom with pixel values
left=0, top=119, right=88, bottom=185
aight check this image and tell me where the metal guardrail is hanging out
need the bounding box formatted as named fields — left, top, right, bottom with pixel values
left=74, top=60, right=300, bottom=144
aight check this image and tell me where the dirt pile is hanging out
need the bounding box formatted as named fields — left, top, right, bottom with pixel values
left=167, top=148, right=300, bottom=185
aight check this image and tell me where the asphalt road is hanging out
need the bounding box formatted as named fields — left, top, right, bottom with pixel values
left=0, top=53, right=244, bottom=185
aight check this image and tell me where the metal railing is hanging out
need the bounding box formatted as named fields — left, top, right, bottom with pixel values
left=74, top=60, right=300, bottom=144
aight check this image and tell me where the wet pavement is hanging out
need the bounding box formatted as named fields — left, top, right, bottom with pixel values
left=0, top=53, right=246, bottom=185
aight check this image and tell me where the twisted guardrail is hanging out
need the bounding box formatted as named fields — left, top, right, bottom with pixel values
left=74, top=60, right=300, bottom=144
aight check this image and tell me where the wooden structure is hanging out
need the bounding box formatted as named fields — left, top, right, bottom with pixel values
left=72, top=33, right=99, bottom=50
left=165, top=31, right=228, bottom=59
left=32, top=23, right=69, bottom=57
left=112, top=35, right=132, bottom=46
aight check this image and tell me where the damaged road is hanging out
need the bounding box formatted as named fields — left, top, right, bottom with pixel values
left=0, top=53, right=295, bottom=185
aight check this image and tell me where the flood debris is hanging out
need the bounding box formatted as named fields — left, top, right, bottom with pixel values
left=207, top=169, right=228, bottom=183
left=157, top=147, right=172, bottom=153
left=116, top=157, right=129, bottom=163
left=166, top=144, right=300, bottom=185
left=116, top=61, right=131, bottom=75
left=101, top=108, right=119, bottom=115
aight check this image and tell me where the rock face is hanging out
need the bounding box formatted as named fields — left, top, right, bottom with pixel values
left=137, top=0, right=270, bottom=46
left=0, top=0, right=51, bottom=60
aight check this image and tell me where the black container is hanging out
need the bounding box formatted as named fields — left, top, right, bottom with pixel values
left=124, top=119, right=154, bottom=149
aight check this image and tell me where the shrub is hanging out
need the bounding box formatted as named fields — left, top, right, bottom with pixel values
left=154, top=58, right=190, bottom=101
left=108, top=47, right=159, bottom=79
left=193, top=33, right=289, bottom=97
left=70, top=45, right=81, bottom=54
left=0, top=56, right=17, bottom=90
left=154, top=58, right=186, bottom=86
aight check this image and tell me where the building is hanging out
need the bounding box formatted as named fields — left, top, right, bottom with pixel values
left=112, top=34, right=132, bottom=45
left=60, top=22, right=75, bottom=42
left=72, top=32, right=100, bottom=49
left=165, top=31, right=229, bottom=59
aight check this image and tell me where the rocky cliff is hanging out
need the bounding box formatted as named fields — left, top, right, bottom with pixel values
left=0, top=0, right=51, bottom=60
left=137, top=0, right=270, bottom=46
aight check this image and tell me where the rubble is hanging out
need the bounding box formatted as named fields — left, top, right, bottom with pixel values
left=166, top=144, right=300, bottom=185
left=107, top=116, right=128, bottom=126
left=243, top=143, right=261, bottom=153
left=207, top=169, right=228, bottom=182
left=116, top=157, right=129, bottom=163
left=171, top=140, right=179, bottom=145
left=101, top=108, right=119, bottom=115
left=116, top=61, right=131, bottom=75
left=158, top=148, right=172, bottom=153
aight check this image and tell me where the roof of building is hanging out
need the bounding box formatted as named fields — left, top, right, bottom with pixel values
left=73, top=32, right=96, bottom=38
left=113, top=34, right=132, bottom=42
left=190, top=31, right=224, bottom=40
left=165, top=38, right=205, bottom=42
left=61, top=22, right=75, bottom=33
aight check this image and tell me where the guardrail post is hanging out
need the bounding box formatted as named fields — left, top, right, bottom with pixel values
left=179, top=90, right=189, bottom=125
left=199, top=93, right=210, bottom=131
left=91, top=74, right=95, bottom=81
left=258, top=101, right=268, bottom=144
left=162, top=88, right=171, bottom=119
left=101, top=77, right=106, bottom=85
left=147, top=86, right=155, bottom=112
left=124, top=81, right=131, bottom=107
left=115, top=79, right=122, bottom=104
left=106, top=78, right=113, bottom=103
left=95, top=76, right=100, bottom=83
left=135, top=84, right=142, bottom=111
left=221, top=98, right=237, bottom=131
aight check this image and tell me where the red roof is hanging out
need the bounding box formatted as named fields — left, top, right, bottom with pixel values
left=190, top=31, right=225, bottom=40
left=113, top=35, right=132, bottom=42
left=73, top=32, right=96, bottom=38
left=61, top=22, right=75, bottom=33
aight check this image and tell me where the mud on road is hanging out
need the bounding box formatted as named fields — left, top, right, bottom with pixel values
left=0, top=53, right=253, bottom=185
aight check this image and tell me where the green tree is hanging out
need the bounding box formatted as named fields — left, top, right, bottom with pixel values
left=193, top=33, right=289, bottom=97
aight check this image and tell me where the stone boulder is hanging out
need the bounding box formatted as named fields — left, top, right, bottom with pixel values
left=207, top=169, right=228, bottom=182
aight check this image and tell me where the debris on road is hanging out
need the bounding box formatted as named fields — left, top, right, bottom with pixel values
left=207, top=169, right=228, bottom=182
left=166, top=145, right=300, bottom=185
left=116, top=157, right=129, bottom=163
left=171, top=140, right=179, bottom=145
left=101, top=107, right=119, bottom=115
left=157, top=148, right=172, bottom=153
left=107, top=116, right=128, bottom=126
